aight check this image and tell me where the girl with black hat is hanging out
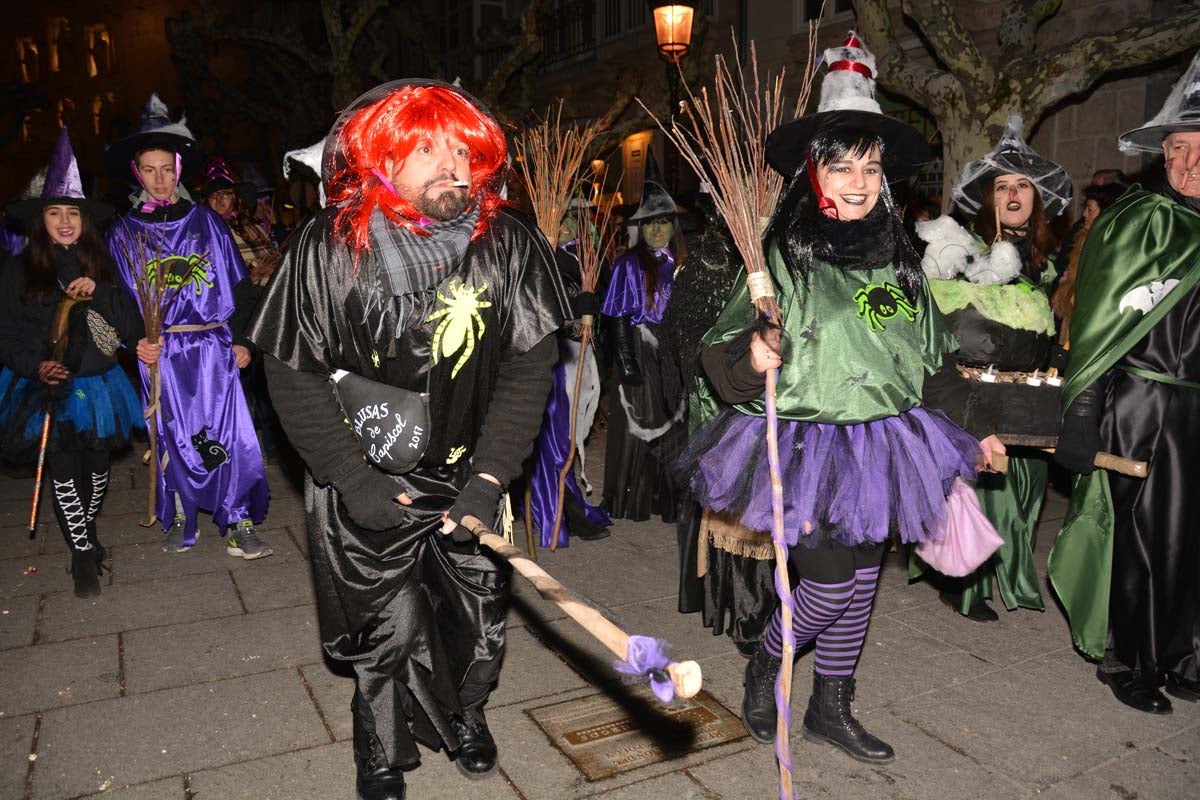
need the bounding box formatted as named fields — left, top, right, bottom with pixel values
left=678, top=33, right=1001, bottom=762
left=0, top=128, right=144, bottom=598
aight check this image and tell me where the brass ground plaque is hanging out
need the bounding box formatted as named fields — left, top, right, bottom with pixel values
left=527, top=688, right=747, bottom=781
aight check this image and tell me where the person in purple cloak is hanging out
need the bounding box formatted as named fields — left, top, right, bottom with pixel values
left=104, top=93, right=271, bottom=558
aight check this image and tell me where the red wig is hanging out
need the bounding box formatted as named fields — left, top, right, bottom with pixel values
left=328, top=85, right=508, bottom=252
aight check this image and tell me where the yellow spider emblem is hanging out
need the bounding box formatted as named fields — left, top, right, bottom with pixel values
left=446, top=445, right=467, bottom=464
left=426, top=279, right=492, bottom=379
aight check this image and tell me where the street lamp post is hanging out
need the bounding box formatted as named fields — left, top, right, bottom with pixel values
left=648, top=1, right=694, bottom=195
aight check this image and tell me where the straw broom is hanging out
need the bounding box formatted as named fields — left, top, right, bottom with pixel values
left=641, top=33, right=819, bottom=800
left=121, top=228, right=192, bottom=527
left=513, top=105, right=602, bottom=550
left=548, top=186, right=620, bottom=549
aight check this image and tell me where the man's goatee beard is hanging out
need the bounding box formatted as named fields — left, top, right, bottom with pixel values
left=418, top=190, right=470, bottom=221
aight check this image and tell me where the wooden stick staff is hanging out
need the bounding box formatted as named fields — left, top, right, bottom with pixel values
left=513, top=105, right=601, bottom=550
left=461, top=514, right=703, bottom=700
left=643, top=32, right=820, bottom=800
left=28, top=412, right=52, bottom=539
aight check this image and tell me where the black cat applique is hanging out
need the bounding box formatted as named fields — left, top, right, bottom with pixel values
left=191, top=428, right=229, bottom=471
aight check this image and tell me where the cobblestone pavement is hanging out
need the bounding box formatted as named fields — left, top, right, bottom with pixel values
left=1, top=435, right=1196, bottom=800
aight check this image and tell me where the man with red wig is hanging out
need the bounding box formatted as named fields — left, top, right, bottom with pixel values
left=247, top=80, right=568, bottom=799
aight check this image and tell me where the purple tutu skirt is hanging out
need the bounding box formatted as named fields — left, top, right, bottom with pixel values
left=677, top=406, right=979, bottom=548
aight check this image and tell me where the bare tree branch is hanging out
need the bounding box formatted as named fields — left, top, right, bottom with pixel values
left=595, top=68, right=643, bottom=133
left=1031, top=10, right=1200, bottom=109
left=853, top=0, right=951, bottom=111
left=479, top=0, right=545, bottom=111
left=343, top=0, right=390, bottom=55
left=901, top=0, right=994, bottom=86
left=999, top=0, right=1062, bottom=59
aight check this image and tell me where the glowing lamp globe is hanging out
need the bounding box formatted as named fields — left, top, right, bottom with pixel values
left=649, top=1, right=695, bottom=62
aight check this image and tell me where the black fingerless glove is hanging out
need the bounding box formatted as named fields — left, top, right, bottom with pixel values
left=334, top=463, right=409, bottom=531
left=447, top=475, right=503, bottom=543
left=1054, top=381, right=1104, bottom=475
left=574, top=290, right=601, bottom=318
left=1048, top=344, right=1069, bottom=376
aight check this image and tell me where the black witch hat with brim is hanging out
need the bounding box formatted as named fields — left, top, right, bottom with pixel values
left=104, top=93, right=202, bottom=183
left=765, top=32, right=929, bottom=181
left=7, top=127, right=113, bottom=223
left=1119, top=52, right=1200, bottom=153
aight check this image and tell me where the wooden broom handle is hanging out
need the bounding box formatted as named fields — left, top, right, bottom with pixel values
left=989, top=450, right=1147, bottom=478
left=462, top=515, right=703, bottom=699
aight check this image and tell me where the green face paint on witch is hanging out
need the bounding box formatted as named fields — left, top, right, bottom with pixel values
left=640, top=218, right=673, bottom=249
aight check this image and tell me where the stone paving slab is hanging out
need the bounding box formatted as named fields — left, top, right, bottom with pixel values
left=32, top=669, right=330, bottom=800
left=38, top=571, right=242, bottom=644
left=109, top=524, right=301, bottom=586
left=1039, top=736, right=1200, bottom=800
left=890, top=653, right=1200, bottom=791
left=0, top=636, right=120, bottom=717
left=123, top=605, right=322, bottom=694
left=0, top=714, right=34, bottom=800
left=490, top=624, right=590, bottom=710
left=0, top=523, right=48, bottom=560
left=297, top=663, right=355, bottom=742
left=0, top=551, right=80, bottom=599
left=688, top=707, right=1025, bottom=799
left=232, top=553, right=317, bottom=613
left=78, top=776, right=185, bottom=799
left=586, top=770, right=710, bottom=799
left=188, top=741, right=358, bottom=800
left=0, top=594, right=40, bottom=650
left=887, top=593, right=1071, bottom=668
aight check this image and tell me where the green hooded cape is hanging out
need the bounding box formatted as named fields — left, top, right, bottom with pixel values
left=1048, top=188, right=1200, bottom=659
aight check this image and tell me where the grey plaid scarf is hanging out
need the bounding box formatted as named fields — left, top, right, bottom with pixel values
left=368, top=206, right=480, bottom=296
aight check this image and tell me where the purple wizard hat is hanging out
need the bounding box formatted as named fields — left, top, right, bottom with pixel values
left=6, top=127, right=113, bottom=223
left=104, top=92, right=202, bottom=183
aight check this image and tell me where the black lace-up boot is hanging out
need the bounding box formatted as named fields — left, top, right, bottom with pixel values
left=802, top=673, right=894, bottom=763
left=352, top=693, right=406, bottom=800
left=450, top=706, right=498, bottom=779
left=741, top=645, right=782, bottom=743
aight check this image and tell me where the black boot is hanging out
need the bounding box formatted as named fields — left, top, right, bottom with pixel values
left=450, top=706, right=498, bottom=779
left=741, top=645, right=782, bottom=744
left=70, top=550, right=102, bottom=599
left=802, top=673, right=894, bottom=763
left=352, top=694, right=406, bottom=800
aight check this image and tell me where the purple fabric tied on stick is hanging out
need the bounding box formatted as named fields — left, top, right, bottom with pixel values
left=615, top=635, right=675, bottom=703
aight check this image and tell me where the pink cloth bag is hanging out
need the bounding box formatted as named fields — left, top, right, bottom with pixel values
left=916, top=478, right=1004, bottom=577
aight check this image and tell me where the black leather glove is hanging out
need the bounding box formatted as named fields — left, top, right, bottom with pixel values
left=447, top=475, right=503, bottom=543
left=334, top=464, right=410, bottom=531
left=1048, top=344, right=1069, bottom=376
left=574, top=290, right=601, bottom=319
left=610, top=316, right=642, bottom=386
left=1054, top=381, right=1104, bottom=475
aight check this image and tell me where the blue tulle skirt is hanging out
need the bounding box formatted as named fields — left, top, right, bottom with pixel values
left=0, top=364, right=144, bottom=462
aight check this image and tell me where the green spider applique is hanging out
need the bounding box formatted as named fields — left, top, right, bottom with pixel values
left=426, top=279, right=493, bottom=379
left=144, top=253, right=214, bottom=296
left=854, top=282, right=918, bottom=332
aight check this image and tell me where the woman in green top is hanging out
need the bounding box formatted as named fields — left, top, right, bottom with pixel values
left=922, top=116, right=1071, bottom=622
left=677, top=32, right=1003, bottom=764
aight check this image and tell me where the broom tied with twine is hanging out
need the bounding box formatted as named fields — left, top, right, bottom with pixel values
left=513, top=105, right=605, bottom=551
left=119, top=227, right=194, bottom=527
left=641, top=33, right=819, bottom=800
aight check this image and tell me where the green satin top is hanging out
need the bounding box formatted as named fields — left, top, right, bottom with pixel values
left=700, top=243, right=955, bottom=424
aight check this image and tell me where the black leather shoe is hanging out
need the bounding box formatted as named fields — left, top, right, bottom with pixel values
left=1096, top=668, right=1172, bottom=714
left=1165, top=673, right=1200, bottom=702
left=741, top=646, right=782, bottom=743
left=450, top=708, right=498, bottom=779
left=802, top=673, right=895, bottom=764
left=352, top=694, right=406, bottom=800
left=965, top=602, right=999, bottom=623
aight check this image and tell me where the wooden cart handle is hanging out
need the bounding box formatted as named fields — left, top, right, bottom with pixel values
left=989, top=450, right=1147, bottom=478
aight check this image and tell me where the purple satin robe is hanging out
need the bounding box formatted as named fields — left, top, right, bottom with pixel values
left=601, top=248, right=674, bottom=325
left=109, top=204, right=269, bottom=539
